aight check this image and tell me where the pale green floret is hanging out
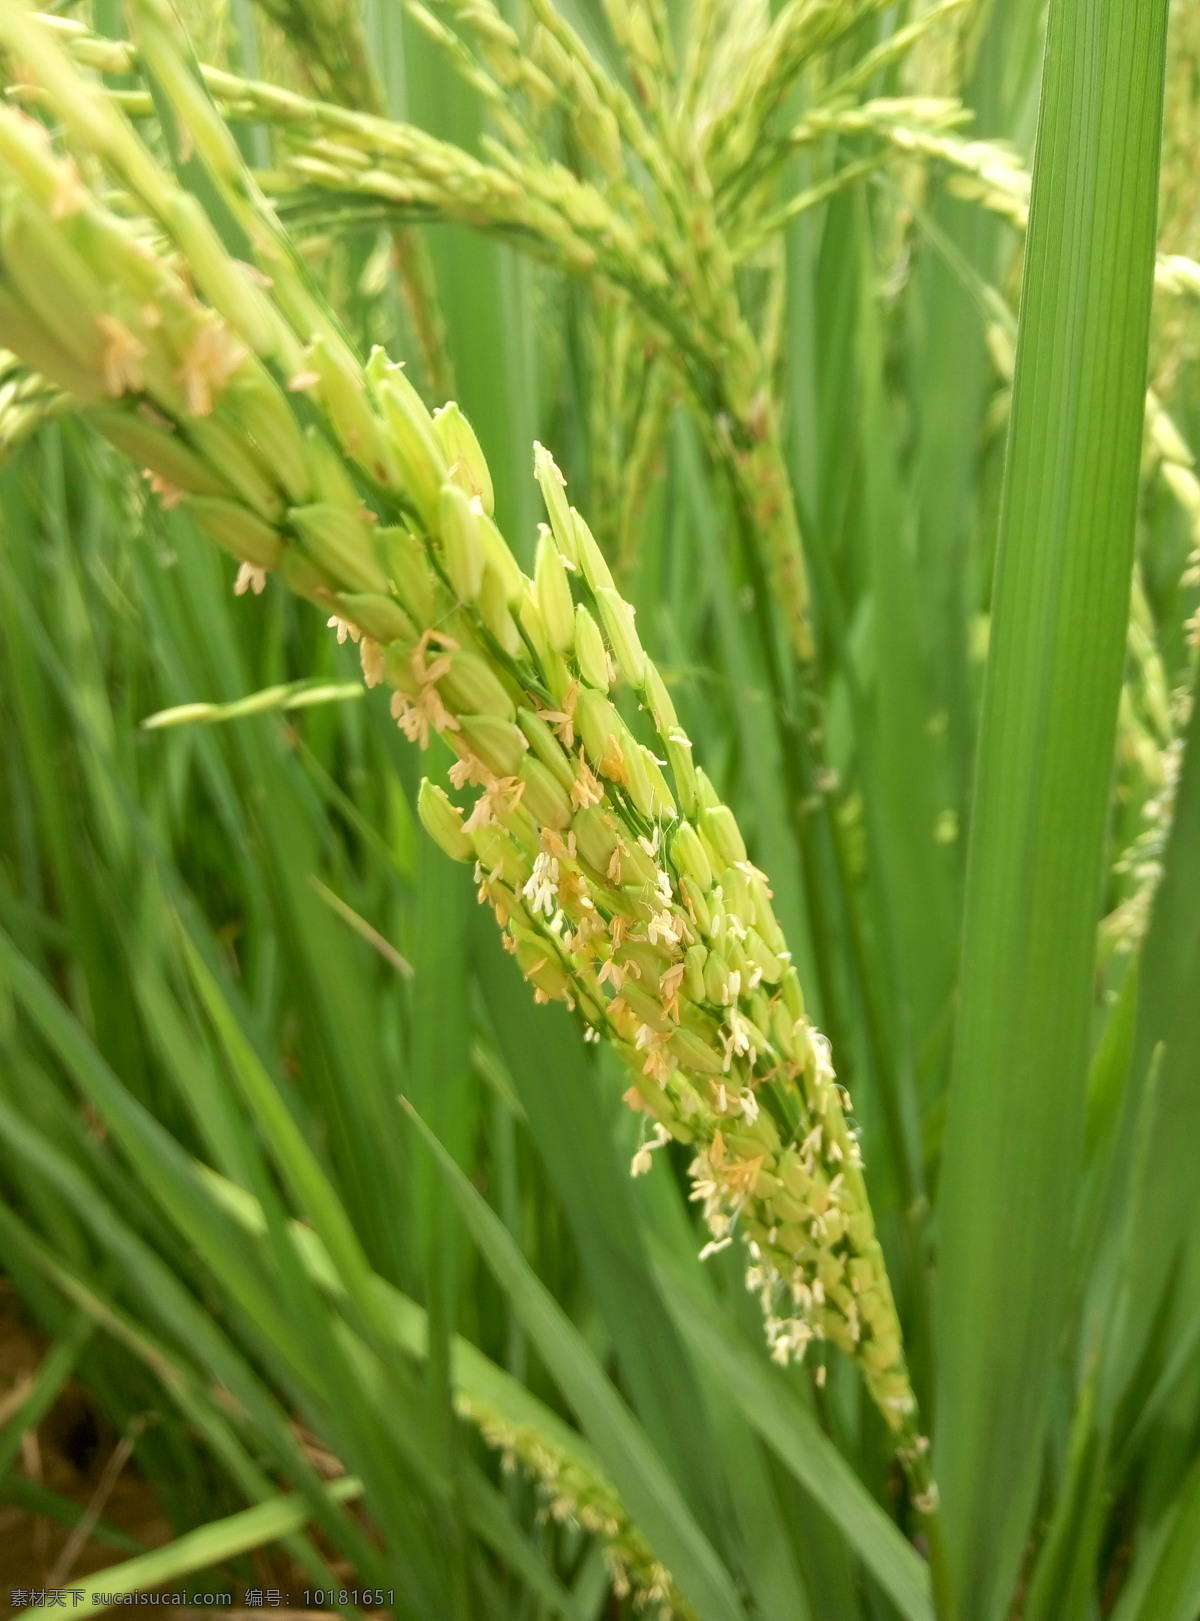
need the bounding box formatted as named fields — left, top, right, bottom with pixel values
left=418, top=778, right=472, bottom=862
left=225, top=365, right=313, bottom=505
left=516, top=585, right=553, bottom=670
left=700, top=803, right=747, bottom=866
left=534, top=527, right=577, bottom=652
left=666, top=735, right=698, bottom=817
left=517, top=708, right=576, bottom=790
left=459, top=715, right=528, bottom=777
left=532, top=440, right=577, bottom=562
left=703, top=948, right=734, bottom=1005
left=680, top=874, right=712, bottom=934
left=439, top=649, right=517, bottom=721
left=0, top=197, right=109, bottom=375
left=336, top=592, right=416, bottom=644
left=89, top=408, right=232, bottom=498
left=368, top=347, right=445, bottom=524
left=439, top=481, right=486, bottom=601
left=684, top=943, right=708, bottom=1003
left=289, top=503, right=390, bottom=593
left=478, top=567, right=524, bottom=654
left=570, top=505, right=615, bottom=593
left=622, top=741, right=657, bottom=818
left=643, top=661, right=679, bottom=736
left=574, top=688, right=626, bottom=778
left=378, top=526, right=439, bottom=624
left=595, top=585, right=646, bottom=687
left=639, top=746, right=677, bottom=818
left=186, top=496, right=283, bottom=568
left=433, top=400, right=493, bottom=514
left=694, top=767, right=722, bottom=812
left=304, top=426, right=363, bottom=509
left=671, top=821, right=713, bottom=891
left=0, top=288, right=105, bottom=404
left=574, top=604, right=611, bottom=689
left=187, top=417, right=286, bottom=522
left=307, top=332, right=392, bottom=477
left=519, top=757, right=573, bottom=828
left=478, top=511, right=525, bottom=600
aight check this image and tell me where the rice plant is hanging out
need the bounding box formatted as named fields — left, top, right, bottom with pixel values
left=0, top=0, right=1196, bottom=1617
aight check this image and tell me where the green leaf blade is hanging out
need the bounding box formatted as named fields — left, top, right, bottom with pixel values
left=933, top=4, right=1174, bottom=1618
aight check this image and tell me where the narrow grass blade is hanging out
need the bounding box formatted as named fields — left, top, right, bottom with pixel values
left=1110, top=1448, right=1200, bottom=1621
left=1102, top=667, right=1200, bottom=1398
left=934, top=3, right=1172, bottom=1617
left=651, top=1254, right=934, bottom=1621
left=403, top=1103, right=748, bottom=1621
left=0, top=1476, right=145, bottom=1557
left=72, top=1477, right=363, bottom=1612
left=0, top=1312, right=92, bottom=1477
left=475, top=930, right=724, bottom=1527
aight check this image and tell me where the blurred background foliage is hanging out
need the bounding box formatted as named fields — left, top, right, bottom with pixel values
left=0, top=0, right=1198, bottom=1616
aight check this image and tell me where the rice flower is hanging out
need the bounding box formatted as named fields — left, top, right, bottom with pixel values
left=0, top=35, right=932, bottom=1510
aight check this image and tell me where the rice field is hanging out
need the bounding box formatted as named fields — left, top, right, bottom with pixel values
left=0, top=0, right=1197, bottom=1617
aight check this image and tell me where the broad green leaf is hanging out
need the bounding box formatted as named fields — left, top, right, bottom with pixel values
left=934, top=5, right=1172, bottom=1619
